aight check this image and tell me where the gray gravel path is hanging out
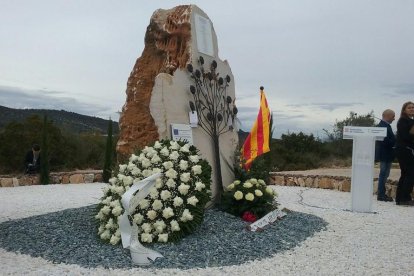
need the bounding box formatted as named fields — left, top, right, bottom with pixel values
left=0, top=205, right=326, bottom=269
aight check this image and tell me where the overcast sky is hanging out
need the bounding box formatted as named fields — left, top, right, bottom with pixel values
left=0, top=1, right=413, bottom=138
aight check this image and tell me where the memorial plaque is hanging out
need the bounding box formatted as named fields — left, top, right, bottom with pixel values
left=171, top=124, right=194, bottom=145
left=195, top=14, right=214, bottom=56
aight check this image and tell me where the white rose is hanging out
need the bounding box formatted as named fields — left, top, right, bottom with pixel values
left=162, top=207, right=174, bottom=219
left=160, top=190, right=172, bottom=200
left=189, top=155, right=199, bottom=163
left=131, top=167, right=141, bottom=176
left=117, top=174, right=125, bottom=181
left=129, top=154, right=139, bottom=162
left=102, top=186, right=110, bottom=195
left=141, top=223, right=152, bottom=233
left=154, top=141, right=162, bottom=149
left=140, top=233, right=153, bottom=243
left=234, top=191, right=243, bottom=200
left=146, top=210, right=157, bottom=220
left=100, top=230, right=111, bottom=240
left=178, top=183, right=190, bottom=195
left=234, top=180, right=241, bottom=185
left=245, top=193, right=255, bottom=201
left=102, top=196, right=112, bottom=205
left=110, top=235, right=120, bottom=245
left=169, top=141, right=180, bottom=150
left=173, top=196, right=184, bottom=207
left=133, top=213, right=144, bottom=225
left=115, top=229, right=121, bottom=237
left=119, top=164, right=127, bottom=173
left=152, top=200, right=163, bottom=211
left=165, top=168, right=178, bottom=179
left=115, top=186, right=125, bottom=195
left=163, top=161, right=174, bottom=170
left=170, top=220, right=180, bottom=232
left=155, top=178, right=163, bottom=189
left=195, top=182, right=206, bottom=191
left=152, top=168, right=162, bottom=174
left=138, top=153, right=146, bottom=161
left=138, top=199, right=150, bottom=209
left=158, top=233, right=168, bottom=243
left=191, top=165, right=202, bottom=175
left=112, top=206, right=123, bottom=216
left=123, top=176, right=133, bottom=186
left=127, top=162, right=136, bottom=171
left=187, top=196, right=199, bottom=206
left=95, top=211, right=104, bottom=220
left=266, top=186, right=275, bottom=196
left=179, top=160, right=189, bottom=171
left=141, top=158, right=152, bottom=168
left=226, top=183, right=235, bottom=191
left=105, top=218, right=115, bottom=229
left=180, top=144, right=190, bottom=152
left=151, top=154, right=161, bottom=164
left=98, top=224, right=105, bottom=234
left=180, top=209, right=193, bottom=222
left=258, top=179, right=266, bottom=186
left=255, top=189, right=263, bottom=197
left=243, top=182, right=253, bottom=188
left=160, top=147, right=170, bottom=157
left=166, top=178, right=176, bottom=188
left=180, top=172, right=191, bottom=183
left=142, top=169, right=152, bottom=177
left=109, top=200, right=120, bottom=208
left=169, top=151, right=180, bottom=161
left=153, top=220, right=166, bottom=233
left=149, top=187, right=159, bottom=199
left=101, top=205, right=111, bottom=215
left=108, top=177, right=117, bottom=185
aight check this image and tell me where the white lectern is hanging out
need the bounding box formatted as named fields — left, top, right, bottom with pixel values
left=343, top=126, right=387, bottom=212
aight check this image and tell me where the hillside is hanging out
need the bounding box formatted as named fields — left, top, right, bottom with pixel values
left=0, top=105, right=119, bottom=134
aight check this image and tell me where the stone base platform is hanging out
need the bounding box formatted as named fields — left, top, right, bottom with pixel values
left=0, top=170, right=103, bottom=187
left=269, top=168, right=403, bottom=199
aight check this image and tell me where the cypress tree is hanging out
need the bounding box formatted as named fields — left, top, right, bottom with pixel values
left=102, top=118, right=113, bottom=182
left=40, top=115, right=50, bottom=184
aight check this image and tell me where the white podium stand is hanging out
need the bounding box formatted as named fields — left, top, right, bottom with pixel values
left=343, top=126, right=387, bottom=212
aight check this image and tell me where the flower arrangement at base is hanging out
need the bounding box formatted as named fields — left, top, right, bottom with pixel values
left=95, top=140, right=211, bottom=244
left=221, top=178, right=277, bottom=221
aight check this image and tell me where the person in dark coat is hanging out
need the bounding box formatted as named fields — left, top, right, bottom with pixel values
left=395, top=101, right=414, bottom=206
left=24, top=144, right=41, bottom=174
left=376, top=109, right=396, bottom=201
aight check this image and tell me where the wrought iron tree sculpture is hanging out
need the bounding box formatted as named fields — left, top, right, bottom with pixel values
left=187, top=56, right=238, bottom=204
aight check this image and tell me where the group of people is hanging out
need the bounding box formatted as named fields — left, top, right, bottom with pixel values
left=376, top=101, right=414, bottom=206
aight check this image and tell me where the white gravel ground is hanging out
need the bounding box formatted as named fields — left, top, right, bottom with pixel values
left=1, top=183, right=414, bottom=276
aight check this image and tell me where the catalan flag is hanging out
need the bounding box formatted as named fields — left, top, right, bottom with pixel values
left=241, top=87, right=271, bottom=170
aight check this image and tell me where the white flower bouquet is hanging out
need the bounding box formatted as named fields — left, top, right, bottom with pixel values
left=96, top=140, right=211, bottom=244
left=221, top=178, right=277, bottom=221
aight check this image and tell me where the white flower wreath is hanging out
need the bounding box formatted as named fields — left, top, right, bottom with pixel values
left=96, top=140, right=211, bottom=244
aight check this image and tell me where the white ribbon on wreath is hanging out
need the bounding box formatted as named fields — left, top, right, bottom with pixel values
left=118, top=172, right=164, bottom=265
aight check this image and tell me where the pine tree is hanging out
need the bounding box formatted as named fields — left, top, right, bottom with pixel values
left=102, top=118, right=113, bottom=183
left=40, top=115, right=50, bottom=184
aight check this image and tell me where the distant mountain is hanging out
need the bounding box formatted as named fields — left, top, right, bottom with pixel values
left=0, top=105, right=119, bottom=134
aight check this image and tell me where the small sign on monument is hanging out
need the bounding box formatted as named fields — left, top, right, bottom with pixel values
left=171, top=124, right=194, bottom=145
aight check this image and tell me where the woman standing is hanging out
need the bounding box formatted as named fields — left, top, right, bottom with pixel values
left=395, top=101, right=414, bottom=205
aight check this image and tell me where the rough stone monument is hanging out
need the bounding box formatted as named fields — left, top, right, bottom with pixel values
left=117, top=5, right=238, bottom=195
